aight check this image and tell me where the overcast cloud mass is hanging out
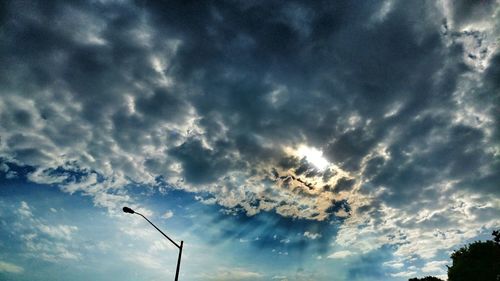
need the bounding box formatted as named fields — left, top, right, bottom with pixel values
left=1, top=0, right=499, bottom=280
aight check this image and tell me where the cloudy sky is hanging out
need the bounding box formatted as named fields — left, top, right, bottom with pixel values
left=1, top=0, right=499, bottom=280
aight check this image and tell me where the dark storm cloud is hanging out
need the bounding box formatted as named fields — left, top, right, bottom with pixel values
left=138, top=0, right=499, bottom=204
left=449, top=0, right=498, bottom=27
left=0, top=0, right=499, bottom=267
left=169, top=138, right=234, bottom=184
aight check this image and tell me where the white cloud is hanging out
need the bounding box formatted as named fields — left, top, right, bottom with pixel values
left=0, top=163, right=17, bottom=178
left=422, top=260, right=449, bottom=273
left=162, top=210, right=174, bottom=219
left=18, top=201, right=33, bottom=217
left=391, top=270, right=417, bottom=278
left=327, top=250, right=355, bottom=259
left=0, top=261, right=24, bottom=273
left=303, top=231, right=322, bottom=240
left=383, top=260, right=405, bottom=269
left=12, top=201, right=81, bottom=262
left=334, top=191, right=500, bottom=267
left=37, top=224, right=78, bottom=240
left=200, top=267, right=264, bottom=280
left=0, top=163, right=8, bottom=172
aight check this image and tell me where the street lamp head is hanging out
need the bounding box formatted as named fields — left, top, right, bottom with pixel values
left=123, top=206, right=135, bottom=214
left=121, top=205, right=183, bottom=281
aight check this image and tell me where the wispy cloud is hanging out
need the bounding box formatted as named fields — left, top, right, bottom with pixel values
left=199, top=267, right=264, bottom=281
left=422, top=260, right=449, bottom=273
left=303, top=231, right=322, bottom=240
left=162, top=210, right=174, bottom=219
left=0, top=261, right=24, bottom=274
left=328, top=250, right=355, bottom=259
left=391, top=270, right=418, bottom=278
left=13, top=201, right=81, bottom=262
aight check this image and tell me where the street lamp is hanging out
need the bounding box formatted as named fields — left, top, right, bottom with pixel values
left=122, top=206, right=184, bottom=281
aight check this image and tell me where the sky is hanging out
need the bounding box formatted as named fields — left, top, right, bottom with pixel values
left=0, top=0, right=499, bottom=280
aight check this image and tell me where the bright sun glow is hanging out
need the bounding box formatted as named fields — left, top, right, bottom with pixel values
left=297, top=145, right=330, bottom=170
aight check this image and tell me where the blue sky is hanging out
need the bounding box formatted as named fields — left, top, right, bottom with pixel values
left=1, top=1, right=500, bottom=280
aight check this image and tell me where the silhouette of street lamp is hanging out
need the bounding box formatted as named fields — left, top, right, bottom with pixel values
left=123, top=206, right=184, bottom=281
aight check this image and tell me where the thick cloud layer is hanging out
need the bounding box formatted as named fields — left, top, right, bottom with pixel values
left=1, top=0, right=499, bottom=274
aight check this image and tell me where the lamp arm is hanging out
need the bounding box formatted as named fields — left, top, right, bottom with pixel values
left=135, top=212, right=180, bottom=249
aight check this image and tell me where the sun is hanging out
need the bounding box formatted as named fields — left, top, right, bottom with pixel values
left=296, top=145, right=330, bottom=170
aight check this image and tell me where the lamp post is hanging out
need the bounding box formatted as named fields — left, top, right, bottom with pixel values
left=123, top=206, right=184, bottom=281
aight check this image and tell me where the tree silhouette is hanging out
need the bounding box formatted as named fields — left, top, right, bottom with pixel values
left=447, top=230, right=500, bottom=281
left=408, top=277, right=443, bottom=281
left=409, top=230, right=500, bottom=281
left=493, top=230, right=500, bottom=244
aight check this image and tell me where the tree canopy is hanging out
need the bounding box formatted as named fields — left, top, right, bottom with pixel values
left=447, top=230, right=500, bottom=281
